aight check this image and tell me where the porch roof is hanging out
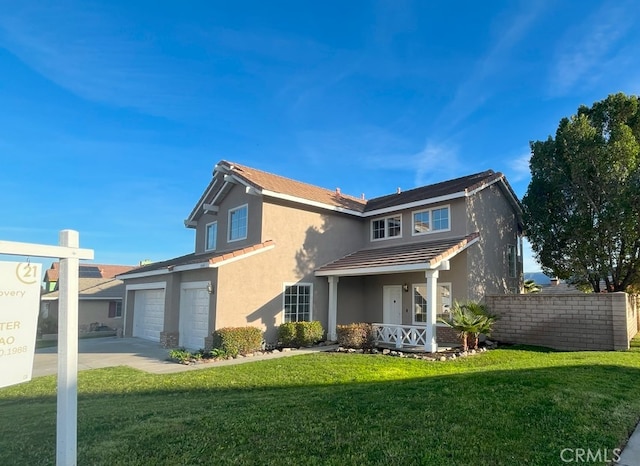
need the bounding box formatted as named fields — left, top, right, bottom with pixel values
left=315, top=233, right=479, bottom=277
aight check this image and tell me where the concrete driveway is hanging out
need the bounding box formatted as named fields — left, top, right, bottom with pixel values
left=32, top=336, right=336, bottom=378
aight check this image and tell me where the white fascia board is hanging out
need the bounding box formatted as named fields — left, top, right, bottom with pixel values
left=186, top=179, right=218, bottom=224
left=77, top=297, right=122, bottom=301
left=316, top=262, right=432, bottom=277
left=117, top=268, right=171, bottom=280
left=362, top=192, right=466, bottom=217
left=498, top=179, right=524, bottom=216
left=261, top=190, right=364, bottom=217
left=125, top=282, right=167, bottom=291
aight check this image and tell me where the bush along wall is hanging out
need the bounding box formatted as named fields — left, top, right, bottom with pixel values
left=211, top=326, right=263, bottom=357
left=277, top=321, right=324, bottom=347
left=336, top=323, right=376, bottom=349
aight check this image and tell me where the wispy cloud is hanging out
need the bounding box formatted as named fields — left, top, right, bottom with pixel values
left=434, top=2, right=547, bottom=133
left=0, top=4, right=212, bottom=118
left=507, top=151, right=531, bottom=183
left=549, top=2, right=635, bottom=96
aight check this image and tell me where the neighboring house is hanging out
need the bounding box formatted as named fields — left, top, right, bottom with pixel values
left=40, top=263, right=135, bottom=334
left=118, top=160, right=523, bottom=352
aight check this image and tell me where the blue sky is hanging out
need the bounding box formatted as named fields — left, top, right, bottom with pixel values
left=1, top=0, right=639, bottom=274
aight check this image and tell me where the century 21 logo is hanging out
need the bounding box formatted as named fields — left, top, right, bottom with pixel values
left=16, top=263, right=38, bottom=285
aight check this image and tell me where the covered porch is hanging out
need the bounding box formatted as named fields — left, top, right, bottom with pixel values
left=315, top=234, right=479, bottom=352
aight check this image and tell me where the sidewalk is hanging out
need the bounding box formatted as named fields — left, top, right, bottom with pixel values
left=32, top=336, right=337, bottom=377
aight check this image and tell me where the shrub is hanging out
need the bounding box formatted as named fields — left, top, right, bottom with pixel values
left=211, top=326, right=263, bottom=357
left=337, top=323, right=375, bottom=349
left=278, top=321, right=324, bottom=347
left=168, top=348, right=192, bottom=364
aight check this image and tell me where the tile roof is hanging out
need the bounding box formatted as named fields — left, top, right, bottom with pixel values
left=364, top=170, right=500, bottom=211
left=117, top=240, right=275, bottom=277
left=219, top=161, right=368, bottom=212
left=42, top=278, right=125, bottom=300
left=44, top=263, right=135, bottom=282
left=315, top=233, right=479, bottom=275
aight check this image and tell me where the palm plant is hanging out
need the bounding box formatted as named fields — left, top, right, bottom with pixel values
left=439, top=301, right=498, bottom=351
left=523, top=279, right=541, bottom=293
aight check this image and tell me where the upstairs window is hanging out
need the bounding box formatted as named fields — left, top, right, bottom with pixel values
left=283, top=283, right=312, bottom=322
left=412, top=206, right=450, bottom=235
left=228, top=204, right=248, bottom=242
left=371, top=215, right=402, bottom=241
left=507, top=244, right=517, bottom=278
left=205, top=221, right=217, bottom=251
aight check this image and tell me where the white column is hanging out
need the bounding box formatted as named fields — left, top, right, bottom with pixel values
left=58, top=230, right=79, bottom=466
left=424, top=269, right=439, bottom=353
left=327, top=276, right=339, bottom=341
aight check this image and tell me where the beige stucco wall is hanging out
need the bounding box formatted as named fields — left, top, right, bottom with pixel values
left=193, top=184, right=264, bottom=255
left=363, top=197, right=468, bottom=247
left=486, top=292, right=638, bottom=350
left=466, top=183, right=521, bottom=299
left=40, top=298, right=124, bottom=333
left=212, top=199, right=365, bottom=343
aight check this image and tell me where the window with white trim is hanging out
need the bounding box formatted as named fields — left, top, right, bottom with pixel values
left=413, top=283, right=452, bottom=324
left=283, top=283, right=312, bottom=322
left=412, top=206, right=450, bottom=235
left=371, top=215, right=402, bottom=241
left=228, top=204, right=248, bottom=242
left=507, top=244, right=517, bottom=278
left=205, top=221, right=217, bottom=251
left=413, top=285, right=427, bottom=323
left=108, top=301, right=122, bottom=318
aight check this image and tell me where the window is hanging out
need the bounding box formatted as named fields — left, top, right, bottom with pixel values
left=412, top=206, right=450, bottom=235
left=507, top=244, right=517, bottom=278
left=283, top=283, right=312, bottom=322
left=205, top=221, right=217, bottom=251
left=228, top=204, right=248, bottom=242
left=413, top=283, right=452, bottom=324
left=108, top=301, right=123, bottom=318
left=371, top=215, right=402, bottom=241
left=413, top=285, right=427, bottom=323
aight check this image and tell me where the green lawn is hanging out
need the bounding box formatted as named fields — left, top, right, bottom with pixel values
left=2, top=345, right=640, bottom=465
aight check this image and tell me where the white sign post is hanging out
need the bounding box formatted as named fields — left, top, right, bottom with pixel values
left=0, top=230, right=93, bottom=466
left=0, top=261, right=42, bottom=388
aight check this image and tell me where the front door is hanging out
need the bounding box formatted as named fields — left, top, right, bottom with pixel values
left=383, top=285, right=403, bottom=324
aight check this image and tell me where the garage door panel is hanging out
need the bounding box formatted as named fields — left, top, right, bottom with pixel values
left=133, top=289, right=165, bottom=342
left=179, top=287, right=210, bottom=350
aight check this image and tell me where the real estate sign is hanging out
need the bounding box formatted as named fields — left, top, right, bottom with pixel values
left=0, top=261, right=42, bottom=389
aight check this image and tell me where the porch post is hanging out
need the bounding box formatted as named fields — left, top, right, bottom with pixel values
left=327, top=276, right=339, bottom=341
left=424, top=269, right=439, bottom=353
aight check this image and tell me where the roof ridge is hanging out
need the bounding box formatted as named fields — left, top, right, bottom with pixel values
left=223, top=160, right=366, bottom=203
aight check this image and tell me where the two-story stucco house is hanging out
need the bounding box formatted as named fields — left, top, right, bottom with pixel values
left=118, top=160, right=523, bottom=352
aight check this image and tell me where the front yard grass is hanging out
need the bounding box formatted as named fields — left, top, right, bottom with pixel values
left=1, top=346, right=640, bottom=465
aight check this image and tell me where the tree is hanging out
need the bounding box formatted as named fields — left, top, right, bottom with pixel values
left=522, top=93, right=640, bottom=292
left=439, top=301, right=497, bottom=351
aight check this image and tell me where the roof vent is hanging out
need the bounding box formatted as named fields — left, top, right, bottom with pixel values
left=336, top=187, right=341, bottom=196
left=361, top=193, right=365, bottom=200
left=397, top=187, right=402, bottom=194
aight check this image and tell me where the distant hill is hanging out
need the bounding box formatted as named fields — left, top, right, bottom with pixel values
left=524, top=272, right=551, bottom=285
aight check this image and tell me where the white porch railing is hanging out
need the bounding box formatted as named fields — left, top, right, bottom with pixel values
left=372, top=323, right=430, bottom=349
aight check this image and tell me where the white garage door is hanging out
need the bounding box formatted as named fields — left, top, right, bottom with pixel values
left=132, top=289, right=165, bottom=342
left=179, top=286, right=210, bottom=350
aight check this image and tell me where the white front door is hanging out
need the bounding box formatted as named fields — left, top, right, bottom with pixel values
left=179, top=285, right=210, bottom=350
left=383, top=285, right=403, bottom=324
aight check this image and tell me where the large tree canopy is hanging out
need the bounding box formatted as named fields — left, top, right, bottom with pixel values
left=522, top=93, right=640, bottom=292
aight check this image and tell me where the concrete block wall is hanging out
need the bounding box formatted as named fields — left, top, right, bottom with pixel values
left=485, top=292, right=638, bottom=351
